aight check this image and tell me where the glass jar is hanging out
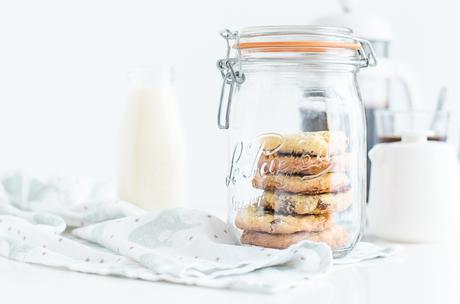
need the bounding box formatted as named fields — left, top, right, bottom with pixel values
left=216, top=26, right=377, bottom=257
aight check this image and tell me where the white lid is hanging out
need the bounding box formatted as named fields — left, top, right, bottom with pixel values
left=369, top=130, right=455, bottom=163
left=313, top=14, right=393, bottom=41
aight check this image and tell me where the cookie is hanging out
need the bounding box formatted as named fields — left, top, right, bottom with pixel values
left=258, top=153, right=350, bottom=176
left=260, top=131, right=347, bottom=157
left=252, top=172, right=350, bottom=194
left=235, top=204, right=333, bottom=234
left=241, top=225, right=348, bottom=249
left=262, top=190, right=352, bottom=215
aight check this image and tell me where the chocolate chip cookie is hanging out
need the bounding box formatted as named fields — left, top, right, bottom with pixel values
left=252, top=172, right=350, bottom=194
left=235, top=204, right=333, bottom=234
left=260, top=131, right=347, bottom=157
left=262, top=190, right=352, bottom=215
left=257, top=153, right=350, bottom=176
left=241, top=225, right=348, bottom=249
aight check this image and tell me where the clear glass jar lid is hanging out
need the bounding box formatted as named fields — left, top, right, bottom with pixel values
left=224, top=25, right=377, bottom=67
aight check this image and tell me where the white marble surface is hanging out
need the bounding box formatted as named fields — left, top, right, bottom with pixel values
left=0, top=240, right=459, bottom=304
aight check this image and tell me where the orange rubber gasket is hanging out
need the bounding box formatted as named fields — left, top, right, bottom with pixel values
left=236, top=41, right=361, bottom=52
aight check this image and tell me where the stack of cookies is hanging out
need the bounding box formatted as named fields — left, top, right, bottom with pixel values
left=235, top=131, right=352, bottom=249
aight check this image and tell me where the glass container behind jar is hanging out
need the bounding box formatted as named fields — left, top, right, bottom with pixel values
left=216, top=26, right=377, bottom=257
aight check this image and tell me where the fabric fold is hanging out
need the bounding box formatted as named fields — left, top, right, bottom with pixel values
left=0, top=172, right=401, bottom=293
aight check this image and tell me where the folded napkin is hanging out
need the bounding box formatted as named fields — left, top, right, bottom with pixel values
left=0, top=172, right=401, bottom=292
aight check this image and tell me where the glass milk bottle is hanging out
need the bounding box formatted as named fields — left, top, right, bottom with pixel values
left=118, top=66, right=187, bottom=210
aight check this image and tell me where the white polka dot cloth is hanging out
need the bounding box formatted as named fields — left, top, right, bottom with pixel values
left=0, top=172, right=401, bottom=293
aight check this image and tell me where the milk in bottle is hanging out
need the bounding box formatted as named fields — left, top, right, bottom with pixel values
left=118, top=66, right=187, bottom=210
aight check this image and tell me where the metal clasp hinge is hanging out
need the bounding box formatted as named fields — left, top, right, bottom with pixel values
left=356, top=38, right=378, bottom=67
left=216, top=29, right=245, bottom=130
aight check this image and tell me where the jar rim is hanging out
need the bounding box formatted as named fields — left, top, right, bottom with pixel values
left=225, top=25, right=376, bottom=67
left=238, top=25, right=354, bottom=38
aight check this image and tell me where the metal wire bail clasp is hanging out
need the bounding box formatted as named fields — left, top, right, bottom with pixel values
left=216, top=29, right=245, bottom=129
left=356, top=37, right=378, bottom=68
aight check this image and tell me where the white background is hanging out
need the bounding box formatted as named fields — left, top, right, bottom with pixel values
left=0, top=0, right=458, bottom=216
